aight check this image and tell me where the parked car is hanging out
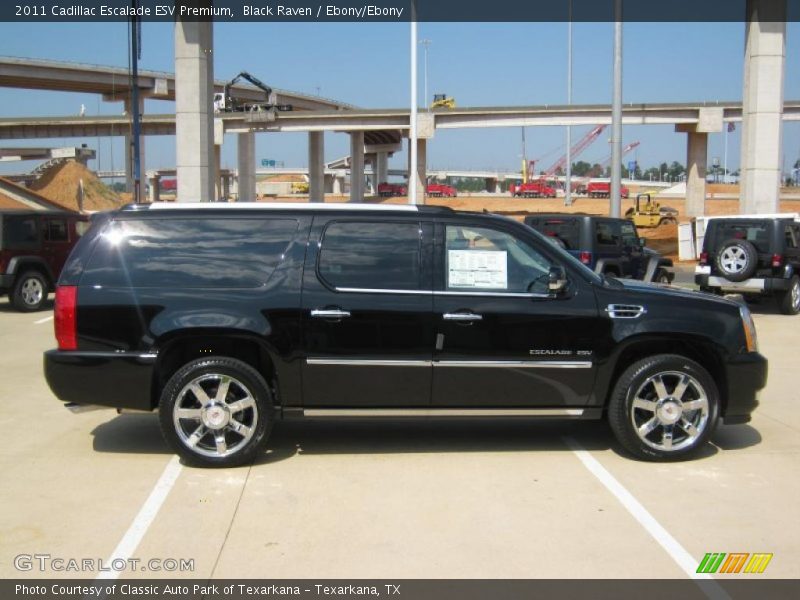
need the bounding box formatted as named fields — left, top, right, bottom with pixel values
left=0, top=210, right=88, bottom=311
left=45, top=203, right=765, bottom=466
left=695, top=217, right=800, bottom=314
left=524, top=214, right=674, bottom=283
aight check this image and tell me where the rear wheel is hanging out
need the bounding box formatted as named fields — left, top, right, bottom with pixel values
left=608, top=354, right=719, bottom=461
left=158, top=357, right=273, bottom=467
left=778, top=275, right=800, bottom=315
left=10, top=270, right=48, bottom=312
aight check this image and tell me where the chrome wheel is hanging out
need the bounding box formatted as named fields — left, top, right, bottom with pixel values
left=172, top=373, right=258, bottom=459
left=21, top=277, right=44, bottom=306
left=630, top=371, right=709, bottom=452
left=792, top=281, right=800, bottom=312
left=720, top=246, right=748, bottom=275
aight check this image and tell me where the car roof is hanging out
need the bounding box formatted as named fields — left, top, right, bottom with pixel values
left=120, top=202, right=454, bottom=215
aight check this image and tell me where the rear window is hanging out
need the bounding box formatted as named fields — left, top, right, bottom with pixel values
left=1, top=215, right=40, bottom=249
left=83, top=218, right=299, bottom=288
left=714, top=222, right=771, bottom=253
left=526, top=219, right=580, bottom=250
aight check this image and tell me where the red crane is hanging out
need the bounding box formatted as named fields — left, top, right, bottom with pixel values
left=541, top=125, right=606, bottom=177
left=597, top=141, right=641, bottom=170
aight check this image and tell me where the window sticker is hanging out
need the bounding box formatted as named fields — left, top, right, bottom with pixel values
left=448, top=250, right=508, bottom=289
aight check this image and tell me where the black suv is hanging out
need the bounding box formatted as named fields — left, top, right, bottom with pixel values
left=695, top=217, right=800, bottom=315
left=524, top=214, right=674, bottom=283
left=1, top=210, right=88, bottom=311
left=45, top=203, right=765, bottom=467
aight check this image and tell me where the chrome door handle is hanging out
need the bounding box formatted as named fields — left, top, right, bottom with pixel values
left=443, top=312, right=483, bottom=321
left=310, top=309, right=351, bottom=319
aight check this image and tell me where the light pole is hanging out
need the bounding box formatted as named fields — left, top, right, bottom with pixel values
left=409, top=16, right=418, bottom=205
left=420, top=38, right=431, bottom=110
left=610, top=0, right=623, bottom=218
left=565, top=0, right=573, bottom=206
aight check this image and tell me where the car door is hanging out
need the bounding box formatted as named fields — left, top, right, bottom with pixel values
left=620, top=220, right=644, bottom=278
left=431, top=220, right=605, bottom=408
left=41, top=216, right=71, bottom=279
left=595, top=220, right=625, bottom=275
left=301, top=216, right=435, bottom=407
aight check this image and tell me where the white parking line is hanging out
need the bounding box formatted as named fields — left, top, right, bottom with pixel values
left=95, top=456, right=183, bottom=580
left=34, top=315, right=53, bottom=325
left=564, top=437, right=730, bottom=599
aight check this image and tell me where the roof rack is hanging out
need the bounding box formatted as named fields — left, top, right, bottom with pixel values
left=121, top=202, right=454, bottom=213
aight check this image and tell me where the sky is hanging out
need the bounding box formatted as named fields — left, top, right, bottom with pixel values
left=0, top=20, right=799, bottom=179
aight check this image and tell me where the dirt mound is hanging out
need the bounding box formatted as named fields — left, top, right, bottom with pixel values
left=29, top=161, right=124, bottom=212
left=260, top=173, right=306, bottom=183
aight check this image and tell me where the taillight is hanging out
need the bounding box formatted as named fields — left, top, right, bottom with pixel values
left=772, top=254, right=783, bottom=268
left=54, top=286, right=77, bottom=351
left=580, top=251, right=592, bottom=265
left=699, top=252, right=709, bottom=266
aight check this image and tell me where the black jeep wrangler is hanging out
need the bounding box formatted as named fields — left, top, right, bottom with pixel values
left=695, top=217, right=800, bottom=315
left=524, top=214, right=674, bottom=283
left=45, top=203, right=765, bottom=467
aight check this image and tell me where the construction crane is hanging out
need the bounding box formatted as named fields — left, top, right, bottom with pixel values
left=213, top=71, right=293, bottom=114
left=541, top=125, right=606, bottom=177
left=597, top=141, right=641, bottom=170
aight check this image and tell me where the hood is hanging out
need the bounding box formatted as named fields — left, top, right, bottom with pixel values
left=614, top=277, right=740, bottom=308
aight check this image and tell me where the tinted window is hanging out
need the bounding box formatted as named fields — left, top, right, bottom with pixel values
left=84, top=218, right=298, bottom=288
left=445, top=225, right=552, bottom=294
left=527, top=218, right=581, bottom=250
left=716, top=222, right=770, bottom=253
left=785, top=225, right=798, bottom=250
left=44, top=219, right=68, bottom=242
left=596, top=221, right=620, bottom=246
left=620, top=222, right=638, bottom=246
left=2, top=215, right=39, bottom=249
left=318, top=221, right=421, bottom=290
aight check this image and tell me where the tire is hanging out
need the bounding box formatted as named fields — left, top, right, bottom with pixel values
left=778, top=275, right=800, bottom=315
left=10, top=270, right=48, bottom=312
left=714, top=239, right=758, bottom=282
left=608, top=354, right=719, bottom=461
left=158, top=357, right=274, bottom=468
left=659, top=217, right=678, bottom=226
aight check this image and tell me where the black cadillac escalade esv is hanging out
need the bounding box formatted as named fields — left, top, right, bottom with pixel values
left=44, top=203, right=767, bottom=467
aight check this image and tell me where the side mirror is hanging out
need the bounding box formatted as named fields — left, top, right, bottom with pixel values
left=548, top=266, right=568, bottom=295
left=639, top=237, right=647, bottom=247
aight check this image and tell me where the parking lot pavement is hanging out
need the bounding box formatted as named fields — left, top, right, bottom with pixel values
left=1, top=295, right=798, bottom=581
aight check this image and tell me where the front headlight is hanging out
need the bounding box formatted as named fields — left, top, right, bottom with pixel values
left=739, top=305, right=759, bottom=352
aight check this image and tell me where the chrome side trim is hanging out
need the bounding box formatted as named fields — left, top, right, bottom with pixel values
left=334, top=287, right=550, bottom=299
left=435, top=360, right=592, bottom=369
left=303, top=408, right=585, bottom=417
left=307, top=358, right=431, bottom=367
left=605, top=304, right=647, bottom=319
left=306, top=359, right=592, bottom=369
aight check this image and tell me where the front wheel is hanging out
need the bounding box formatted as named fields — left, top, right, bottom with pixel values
left=158, top=357, right=273, bottom=467
left=778, top=275, right=800, bottom=315
left=608, top=354, right=719, bottom=461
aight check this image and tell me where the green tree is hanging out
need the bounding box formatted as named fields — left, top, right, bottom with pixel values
left=571, top=161, right=592, bottom=177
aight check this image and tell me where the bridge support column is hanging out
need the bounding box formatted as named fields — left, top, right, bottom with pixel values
left=175, top=17, right=215, bottom=202
left=740, top=0, right=786, bottom=214
left=214, top=144, right=222, bottom=200
left=124, top=96, right=145, bottom=195
left=309, top=131, right=324, bottom=202
left=485, top=178, right=498, bottom=193
left=147, top=173, right=160, bottom=203
left=408, top=138, right=427, bottom=202
left=237, top=133, right=256, bottom=201
left=349, top=131, right=365, bottom=202
left=222, top=172, right=231, bottom=201
left=685, top=132, right=708, bottom=218
left=333, top=176, right=343, bottom=195
left=376, top=152, right=389, bottom=188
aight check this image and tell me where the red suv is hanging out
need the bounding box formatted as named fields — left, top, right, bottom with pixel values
left=0, top=210, right=88, bottom=311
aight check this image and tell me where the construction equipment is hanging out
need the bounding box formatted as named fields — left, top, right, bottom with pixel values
left=594, top=141, right=641, bottom=176
left=291, top=181, right=309, bottom=194
left=431, top=93, right=456, bottom=109
left=587, top=181, right=630, bottom=199
left=426, top=183, right=457, bottom=197
left=213, top=71, right=292, bottom=118
left=626, top=193, right=678, bottom=228
left=541, top=125, right=606, bottom=177
left=377, top=182, right=408, bottom=197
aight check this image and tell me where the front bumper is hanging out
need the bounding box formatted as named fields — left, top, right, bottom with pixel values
left=44, top=350, right=156, bottom=411
left=722, top=352, right=768, bottom=424
left=695, top=274, right=792, bottom=293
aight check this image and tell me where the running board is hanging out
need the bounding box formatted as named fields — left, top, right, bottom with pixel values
left=288, top=408, right=590, bottom=418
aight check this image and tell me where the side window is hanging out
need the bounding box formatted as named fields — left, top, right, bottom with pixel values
left=319, top=221, right=422, bottom=291
left=595, top=222, right=617, bottom=246
left=785, top=225, right=797, bottom=249
left=44, top=219, right=68, bottom=242
left=445, top=225, right=552, bottom=294
left=620, top=222, right=638, bottom=247
left=2, top=216, right=39, bottom=248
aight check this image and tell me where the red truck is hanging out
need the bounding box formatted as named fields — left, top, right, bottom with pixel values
left=377, top=182, right=408, bottom=197
left=587, top=181, right=630, bottom=199
left=511, top=180, right=556, bottom=198
left=426, top=183, right=457, bottom=197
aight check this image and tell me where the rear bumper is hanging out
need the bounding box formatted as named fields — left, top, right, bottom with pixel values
left=722, top=352, right=768, bottom=424
left=44, top=350, right=156, bottom=411
left=695, top=274, right=791, bottom=293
